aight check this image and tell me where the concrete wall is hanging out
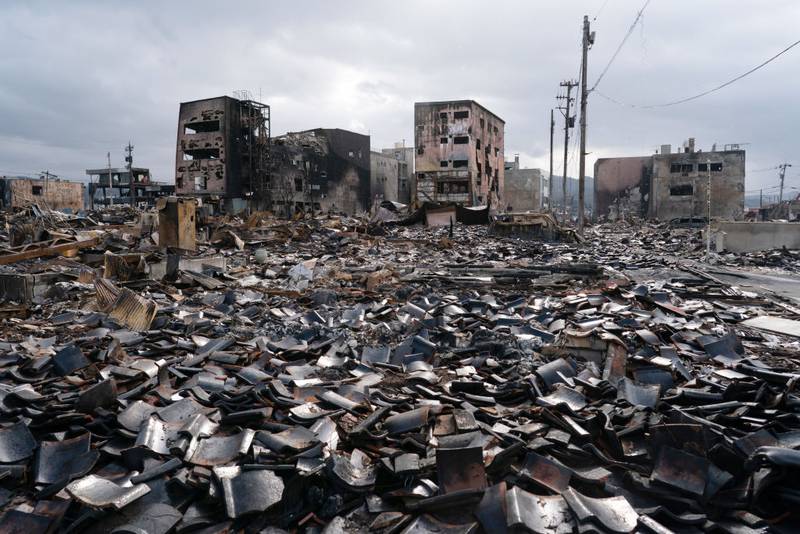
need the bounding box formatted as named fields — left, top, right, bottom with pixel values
left=713, top=221, right=800, bottom=252
left=3, top=178, right=84, bottom=212
left=414, top=100, right=504, bottom=206
left=650, top=150, right=745, bottom=221
left=503, top=158, right=544, bottom=212
left=370, top=151, right=400, bottom=204
left=593, top=156, right=652, bottom=220
left=380, top=146, right=414, bottom=204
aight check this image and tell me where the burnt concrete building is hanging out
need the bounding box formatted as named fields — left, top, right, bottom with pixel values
left=503, top=155, right=548, bottom=212
left=0, top=176, right=85, bottom=213
left=414, top=100, right=504, bottom=207
left=593, top=156, right=652, bottom=220
left=594, top=139, right=745, bottom=222
left=380, top=144, right=414, bottom=204
left=370, top=151, right=401, bottom=205
left=269, top=129, right=370, bottom=216
left=175, top=96, right=270, bottom=210
left=86, top=166, right=174, bottom=206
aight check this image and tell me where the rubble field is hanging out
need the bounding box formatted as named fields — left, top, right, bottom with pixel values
left=1, top=206, right=800, bottom=533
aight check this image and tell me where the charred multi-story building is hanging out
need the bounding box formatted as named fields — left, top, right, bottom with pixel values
left=175, top=96, right=270, bottom=210
left=414, top=100, right=504, bottom=207
left=85, top=166, right=174, bottom=206
left=269, top=129, right=370, bottom=216
left=594, top=138, right=745, bottom=222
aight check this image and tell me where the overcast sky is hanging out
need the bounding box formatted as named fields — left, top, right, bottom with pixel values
left=1, top=1, right=798, bottom=197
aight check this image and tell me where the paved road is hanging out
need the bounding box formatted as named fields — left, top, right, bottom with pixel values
left=621, top=251, right=800, bottom=306
left=705, top=266, right=800, bottom=305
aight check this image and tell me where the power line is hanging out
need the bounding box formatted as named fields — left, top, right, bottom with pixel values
left=592, top=0, right=611, bottom=21
left=596, top=37, right=800, bottom=108
left=590, top=0, right=652, bottom=92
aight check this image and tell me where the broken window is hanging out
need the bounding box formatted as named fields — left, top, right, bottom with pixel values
left=671, top=163, right=693, bottom=173
left=439, top=112, right=448, bottom=120
left=184, top=120, right=220, bottom=134
left=454, top=111, right=469, bottom=119
left=31, top=185, right=43, bottom=195
left=453, top=160, right=468, bottom=168
left=476, top=139, right=481, bottom=150
left=294, top=178, right=304, bottom=192
left=480, top=118, right=485, bottom=129
left=437, top=181, right=468, bottom=194
left=184, top=148, right=220, bottom=160
left=699, top=162, right=724, bottom=172
left=477, top=162, right=482, bottom=176
left=440, top=137, right=448, bottom=144
left=440, top=160, right=449, bottom=168
left=453, top=136, right=469, bottom=145
left=194, top=176, right=207, bottom=190
left=417, top=146, right=424, bottom=155
left=495, top=147, right=499, bottom=157
left=670, top=184, right=693, bottom=196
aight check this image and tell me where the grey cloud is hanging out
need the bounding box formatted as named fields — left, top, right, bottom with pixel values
left=0, top=0, right=798, bottom=190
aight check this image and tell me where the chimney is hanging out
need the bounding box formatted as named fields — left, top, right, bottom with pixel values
left=688, top=137, right=695, bottom=153
left=514, top=154, right=520, bottom=169
left=660, top=144, right=671, bottom=155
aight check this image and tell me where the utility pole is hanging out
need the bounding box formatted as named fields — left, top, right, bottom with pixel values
left=125, top=141, right=135, bottom=207
left=105, top=152, right=111, bottom=207
left=778, top=163, right=792, bottom=205
left=577, top=14, right=594, bottom=235
left=548, top=109, right=554, bottom=211
left=557, top=80, right=577, bottom=220
left=39, top=170, right=56, bottom=208
left=759, top=189, right=763, bottom=208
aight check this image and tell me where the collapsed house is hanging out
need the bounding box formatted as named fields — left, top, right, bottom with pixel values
left=269, top=129, right=371, bottom=216
left=594, top=138, right=745, bottom=222
left=0, top=205, right=800, bottom=531
left=0, top=176, right=85, bottom=213
left=414, top=100, right=505, bottom=207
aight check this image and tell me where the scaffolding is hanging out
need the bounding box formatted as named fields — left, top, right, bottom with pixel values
left=234, top=93, right=271, bottom=208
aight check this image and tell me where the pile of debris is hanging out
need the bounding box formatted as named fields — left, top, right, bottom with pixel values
left=0, top=209, right=799, bottom=532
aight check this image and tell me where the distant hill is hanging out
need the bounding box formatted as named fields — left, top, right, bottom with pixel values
left=548, top=175, right=594, bottom=209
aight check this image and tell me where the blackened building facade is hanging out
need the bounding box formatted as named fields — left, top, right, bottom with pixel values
left=269, top=129, right=370, bottom=216
left=175, top=96, right=270, bottom=208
